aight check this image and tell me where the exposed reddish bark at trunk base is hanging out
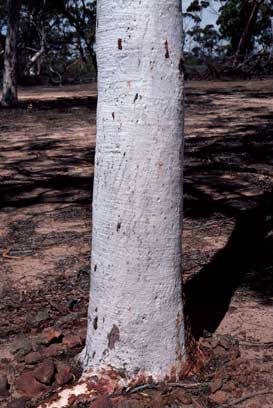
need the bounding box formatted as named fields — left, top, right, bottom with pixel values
left=38, top=359, right=202, bottom=408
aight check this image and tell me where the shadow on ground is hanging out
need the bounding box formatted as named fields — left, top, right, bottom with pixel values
left=184, top=190, right=273, bottom=339
left=0, top=85, right=272, bottom=341
left=0, top=98, right=96, bottom=209
left=183, top=87, right=273, bottom=337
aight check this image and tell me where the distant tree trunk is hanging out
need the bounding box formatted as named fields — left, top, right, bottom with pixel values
left=1, top=0, right=21, bottom=107
left=0, top=33, right=5, bottom=52
left=24, top=25, right=46, bottom=76
left=81, top=0, right=186, bottom=390
left=270, top=17, right=273, bottom=57
left=233, top=0, right=264, bottom=66
left=89, top=49, right=97, bottom=75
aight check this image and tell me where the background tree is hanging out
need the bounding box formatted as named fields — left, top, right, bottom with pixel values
left=0, top=2, right=8, bottom=58
left=54, top=0, right=97, bottom=72
left=217, top=0, right=273, bottom=62
left=183, top=0, right=273, bottom=78
left=187, top=24, right=220, bottom=58
left=1, top=0, right=21, bottom=107
left=0, top=0, right=97, bottom=89
left=233, top=0, right=265, bottom=65
left=18, top=0, right=97, bottom=84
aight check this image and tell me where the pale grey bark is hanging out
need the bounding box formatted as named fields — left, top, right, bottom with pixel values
left=82, top=0, right=186, bottom=389
left=25, top=26, right=46, bottom=77
left=1, top=0, right=21, bottom=107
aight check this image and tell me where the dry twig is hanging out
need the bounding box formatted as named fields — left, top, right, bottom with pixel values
left=125, top=381, right=209, bottom=395
left=223, top=391, right=273, bottom=407
left=239, top=340, right=273, bottom=348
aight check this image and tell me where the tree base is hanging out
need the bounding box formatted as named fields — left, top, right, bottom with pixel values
left=1, top=97, right=18, bottom=108
left=38, top=353, right=204, bottom=408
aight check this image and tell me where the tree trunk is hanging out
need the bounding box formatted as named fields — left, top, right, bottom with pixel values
left=1, top=0, right=21, bottom=107
left=270, top=17, right=273, bottom=57
left=233, top=0, right=263, bottom=66
left=82, top=0, right=185, bottom=389
left=25, top=26, right=46, bottom=77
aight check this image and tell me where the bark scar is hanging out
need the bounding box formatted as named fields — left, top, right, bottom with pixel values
left=165, top=40, right=170, bottom=58
left=176, top=312, right=183, bottom=362
left=108, top=324, right=120, bottom=350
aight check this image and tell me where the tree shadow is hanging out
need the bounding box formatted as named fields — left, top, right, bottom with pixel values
left=184, top=190, right=273, bottom=339
left=0, top=95, right=97, bottom=111
left=0, top=98, right=96, bottom=210
left=183, top=86, right=273, bottom=338
left=0, top=140, right=95, bottom=209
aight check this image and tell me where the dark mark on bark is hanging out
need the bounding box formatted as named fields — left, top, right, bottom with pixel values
left=112, top=112, right=115, bottom=120
left=165, top=40, right=170, bottom=58
left=118, top=38, right=123, bottom=50
left=93, top=316, right=98, bottom=330
left=94, top=264, right=97, bottom=271
left=179, top=58, right=185, bottom=75
left=133, top=93, right=139, bottom=103
left=116, top=222, right=121, bottom=232
left=108, top=324, right=120, bottom=349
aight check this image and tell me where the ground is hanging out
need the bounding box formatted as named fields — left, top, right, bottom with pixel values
left=0, top=81, right=272, bottom=408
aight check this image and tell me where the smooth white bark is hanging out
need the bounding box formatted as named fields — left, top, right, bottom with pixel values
left=82, top=0, right=185, bottom=386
